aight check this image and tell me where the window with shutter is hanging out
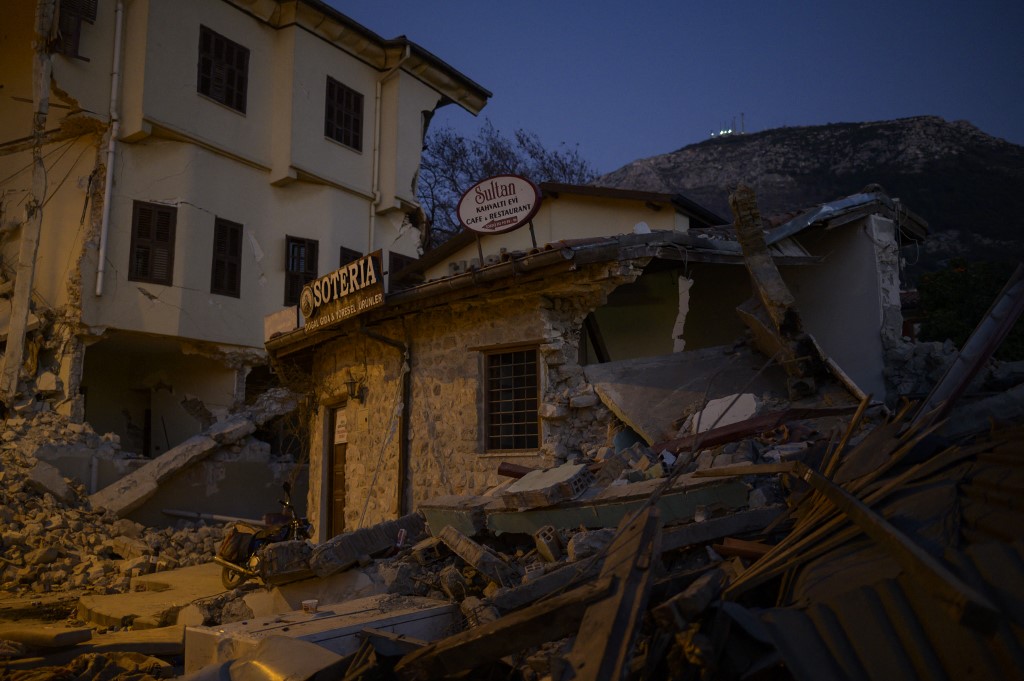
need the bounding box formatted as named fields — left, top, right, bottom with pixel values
left=210, top=218, right=243, bottom=297
left=129, top=201, right=176, bottom=286
left=339, top=247, right=362, bottom=267
left=197, top=26, right=249, bottom=114
left=388, top=251, right=416, bottom=275
left=285, top=236, right=318, bottom=306
left=55, top=0, right=99, bottom=59
left=324, top=77, right=364, bottom=150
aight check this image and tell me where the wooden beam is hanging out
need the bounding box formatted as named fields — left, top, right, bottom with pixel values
left=393, top=577, right=615, bottom=681
left=653, top=405, right=858, bottom=455
left=797, top=462, right=1001, bottom=632
left=562, top=507, right=663, bottom=681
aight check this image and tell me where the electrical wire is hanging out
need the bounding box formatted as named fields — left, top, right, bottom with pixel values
left=0, top=138, right=77, bottom=190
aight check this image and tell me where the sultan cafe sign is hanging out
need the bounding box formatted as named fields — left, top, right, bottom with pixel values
left=300, top=251, right=384, bottom=333
left=457, top=175, right=541, bottom=234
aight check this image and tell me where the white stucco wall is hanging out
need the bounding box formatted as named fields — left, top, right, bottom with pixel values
left=424, top=194, right=690, bottom=279
left=782, top=216, right=897, bottom=399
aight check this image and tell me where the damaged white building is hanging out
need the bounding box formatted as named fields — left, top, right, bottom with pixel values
left=0, top=0, right=489, bottom=458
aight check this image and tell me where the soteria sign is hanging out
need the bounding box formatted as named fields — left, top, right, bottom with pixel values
left=457, top=174, right=542, bottom=235
left=300, top=251, right=385, bottom=333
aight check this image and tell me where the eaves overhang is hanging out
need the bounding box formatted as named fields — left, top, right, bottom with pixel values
left=266, top=231, right=821, bottom=359
left=231, top=0, right=491, bottom=114
left=766, top=191, right=929, bottom=246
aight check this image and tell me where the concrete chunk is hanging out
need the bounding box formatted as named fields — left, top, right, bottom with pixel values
left=310, top=513, right=425, bottom=578
left=500, top=463, right=594, bottom=510
left=438, top=525, right=518, bottom=587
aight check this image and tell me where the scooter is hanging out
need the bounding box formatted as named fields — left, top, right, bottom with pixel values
left=214, top=481, right=313, bottom=589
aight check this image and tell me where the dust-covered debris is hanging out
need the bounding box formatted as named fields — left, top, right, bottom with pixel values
left=0, top=411, right=226, bottom=597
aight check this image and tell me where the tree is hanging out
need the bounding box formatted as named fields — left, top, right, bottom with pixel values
left=918, top=259, right=1024, bottom=361
left=416, top=120, right=597, bottom=249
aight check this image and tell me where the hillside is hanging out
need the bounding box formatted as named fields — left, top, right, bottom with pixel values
left=596, top=116, right=1024, bottom=278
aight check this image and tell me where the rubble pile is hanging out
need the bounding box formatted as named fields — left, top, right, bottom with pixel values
left=264, top=399, right=1020, bottom=681
left=0, top=412, right=225, bottom=595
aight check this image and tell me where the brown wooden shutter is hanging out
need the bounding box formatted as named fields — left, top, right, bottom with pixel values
left=285, top=237, right=318, bottom=306
left=129, top=201, right=176, bottom=285
left=61, top=0, right=98, bottom=21
left=211, top=218, right=242, bottom=297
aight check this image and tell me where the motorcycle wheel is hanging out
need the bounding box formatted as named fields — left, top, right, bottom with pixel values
left=221, top=566, right=247, bottom=590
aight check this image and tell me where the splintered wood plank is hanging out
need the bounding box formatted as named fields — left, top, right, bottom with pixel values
left=393, top=577, right=615, bottom=681
left=562, top=506, right=663, bottom=681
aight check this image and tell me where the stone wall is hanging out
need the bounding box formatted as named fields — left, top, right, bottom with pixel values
left=307, top=261, right=643, bottom=538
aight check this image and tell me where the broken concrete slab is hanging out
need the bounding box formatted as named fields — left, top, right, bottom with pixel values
left=0, top=624, right=91, bottom=648
left=26, top=459, right=75, bottom=504
left=500, top=462, right=594, bottom=510
left=88, top=390, right=297, bottom=517
left=76, top=562, right=225, bottom=629
left=2, top=627, right=185, bottom=671
left=88, top=434, right=220, bottom=516
left=181, top=635, right=345, bottom=681
left=310, top=512, right=426, bottom=578
left=184, top=594, right=458, bottom=673
left=418, top=495, right=490, bottom=537
left=584, top=345, right=790, bottom=445
left=486, top=474, right=750, bottom=536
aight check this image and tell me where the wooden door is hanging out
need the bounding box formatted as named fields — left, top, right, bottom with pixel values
left=328, top=406, right=347, bottom=537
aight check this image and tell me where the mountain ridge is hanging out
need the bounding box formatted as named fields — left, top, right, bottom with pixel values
left=596, top=116, right=1024, bottom=276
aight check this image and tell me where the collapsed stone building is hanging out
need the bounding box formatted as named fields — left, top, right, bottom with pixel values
left=266, top=184, right=928, bottom=542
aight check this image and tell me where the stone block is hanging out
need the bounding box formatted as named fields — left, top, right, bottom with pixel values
left=569, top=394, right=599, bottom=409
left=27, top=460, right=74, bottom=504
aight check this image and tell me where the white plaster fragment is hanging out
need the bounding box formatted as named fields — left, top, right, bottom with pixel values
left=692, top=393, right=760, bottom=434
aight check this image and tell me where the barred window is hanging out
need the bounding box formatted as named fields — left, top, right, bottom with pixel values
left=325, top=77, right=363, bottom=150
left=485, top=348, right=539, bottom=451
left=210, top=218, right=242, bottom=297
left=128, top=201, right=176, bottom=286
left=197, top=26, right=249, bottom=113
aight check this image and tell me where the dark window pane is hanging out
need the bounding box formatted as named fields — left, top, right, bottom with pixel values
left=129, top=201, right=176, bottom=286
left=211, top=218, right=242, bottom=297
left=485, top=348, right=539, bottom=451
left=197, top=26, right=249, bottom=114
left=324, top=76, right=363, bottom=150
left=285, top=236, right=318, bottom=306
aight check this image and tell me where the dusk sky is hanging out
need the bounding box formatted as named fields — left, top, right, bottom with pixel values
left=334, top=0, right=1024, bottom=175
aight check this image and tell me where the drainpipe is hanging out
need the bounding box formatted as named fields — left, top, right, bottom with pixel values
left=359, top=327, right=411, bottom=517
left=94, top=0, right=125, bottom=296
left=368, top=46, right=411, bottom=258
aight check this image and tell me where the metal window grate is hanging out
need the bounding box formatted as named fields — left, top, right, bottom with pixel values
left=486, top=349, right=539, bottom=451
